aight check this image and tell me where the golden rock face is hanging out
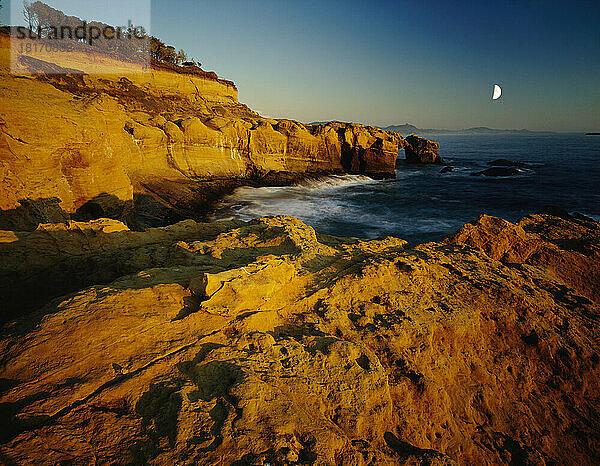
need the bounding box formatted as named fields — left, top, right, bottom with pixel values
left=403, top=135, right=443, bottom=164
left=0, top=31, right=404, bottom=230
left=447, top=212, right=600, bottom=302
left=0, top=213, right=599, bottom=464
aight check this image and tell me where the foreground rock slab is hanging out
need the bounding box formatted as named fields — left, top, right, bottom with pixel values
left=0, top=213, right=599, bottom=464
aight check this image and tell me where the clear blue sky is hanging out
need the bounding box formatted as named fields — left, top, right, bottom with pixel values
left=3, top=0, right=599, bottom=131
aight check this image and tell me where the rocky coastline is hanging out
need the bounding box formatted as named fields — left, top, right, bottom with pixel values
left=1, top=30, right=600, bottom=466
left=0, top=30, right=412, bottom=231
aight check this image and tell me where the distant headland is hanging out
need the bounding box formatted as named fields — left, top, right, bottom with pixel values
left=383, top=124, right=557, bottom=135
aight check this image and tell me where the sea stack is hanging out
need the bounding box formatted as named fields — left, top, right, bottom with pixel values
left=403, top=135, right=443, bottom=164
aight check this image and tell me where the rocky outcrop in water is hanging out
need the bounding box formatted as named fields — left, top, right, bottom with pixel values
left=0, top=213, right=599, bottom=464
left=0, top=31, right=404, bottom=230
left=402, top=135, right=443, bottom=164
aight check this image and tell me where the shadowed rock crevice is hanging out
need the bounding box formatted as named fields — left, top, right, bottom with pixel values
left=132, top=380, right=184, bottom=462
left=179, top=360, right=244, bottom=402
left=0, top=197, right=70, bottom=231
left=384, top=432, right=445, bottom=461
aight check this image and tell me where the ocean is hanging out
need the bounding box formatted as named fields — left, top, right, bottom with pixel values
left=213, top=134, right=600, bottom=245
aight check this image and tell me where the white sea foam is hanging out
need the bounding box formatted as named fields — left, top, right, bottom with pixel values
left=211, top=134, right=598, bottom=243
left=212, top=175, right=380, bottom=225
left=583, top=213, right=600, bottom=222
left=292, top=174, right=377, bottom=190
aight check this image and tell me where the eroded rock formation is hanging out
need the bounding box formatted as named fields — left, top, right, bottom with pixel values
left=447, top=212, right=600, bottom=302
left=403, top=135, right=443, bottom=164
left=0, top=32, right=404, bottom=230
left=0, top=213, right=599, bottom=464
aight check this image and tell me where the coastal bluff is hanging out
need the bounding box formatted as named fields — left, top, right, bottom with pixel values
left=0, top=31, right=403, bottom=230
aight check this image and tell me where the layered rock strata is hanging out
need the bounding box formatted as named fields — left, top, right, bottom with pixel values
left=0, top=32, right=403, bottom=230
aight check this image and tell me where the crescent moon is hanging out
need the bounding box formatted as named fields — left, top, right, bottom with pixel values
left=492, top=84, right=502, bottom=100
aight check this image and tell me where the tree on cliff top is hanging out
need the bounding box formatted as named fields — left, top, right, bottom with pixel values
left=150, top=36, right=195, bottom=66
left=23, top=1, right=41, bottom=31
left=176, top=49, right=187, bottom=64
left=150, top=37, right=175, bottom=63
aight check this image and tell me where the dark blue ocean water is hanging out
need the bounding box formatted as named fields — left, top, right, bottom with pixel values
left=213, top=134, right=600, bottom=244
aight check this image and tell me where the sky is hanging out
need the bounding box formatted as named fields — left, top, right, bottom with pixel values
left=3, top=0, right=599, bottom=131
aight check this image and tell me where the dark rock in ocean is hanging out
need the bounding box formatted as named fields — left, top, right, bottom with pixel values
left=538, top=205, right=573, bottom=219
left=487, top=158, right=529, bottom=168
left=440, top=166, right=455, bottom=173
left=537, top=206, right=596, bottom=223
left=403, top=135, right=443, bottom=164
left=471, top=167, right=520, bottom=177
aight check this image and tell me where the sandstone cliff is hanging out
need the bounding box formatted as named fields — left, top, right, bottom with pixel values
left=0, top=212, right=599, bottom=464
left=0, top=31, right=403, bottom=230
